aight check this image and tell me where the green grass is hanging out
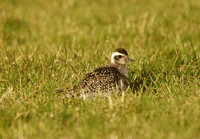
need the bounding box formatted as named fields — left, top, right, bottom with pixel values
left=0, top=0, right=200, bottom=138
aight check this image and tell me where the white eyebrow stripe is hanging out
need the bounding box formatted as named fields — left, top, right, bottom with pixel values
left=111, top=52, right=124, bottom=64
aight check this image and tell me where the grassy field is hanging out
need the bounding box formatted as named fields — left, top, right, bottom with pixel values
left=0, top=0, right=200, bottom=138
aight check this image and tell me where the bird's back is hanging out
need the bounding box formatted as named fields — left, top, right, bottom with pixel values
left=74, top=66, right=130, bottom=93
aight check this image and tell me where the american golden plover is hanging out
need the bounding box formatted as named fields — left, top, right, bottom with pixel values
left=57, top=48, right=134, bottom=96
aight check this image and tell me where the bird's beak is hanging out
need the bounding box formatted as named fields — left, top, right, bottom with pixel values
left=128, top=58, right=135, bottom=62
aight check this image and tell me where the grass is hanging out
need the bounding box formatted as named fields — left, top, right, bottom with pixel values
left=0, top=0, right=200, bottom=138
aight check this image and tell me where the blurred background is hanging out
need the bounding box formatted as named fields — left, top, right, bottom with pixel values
left=0, top=0, right=200, bottom=138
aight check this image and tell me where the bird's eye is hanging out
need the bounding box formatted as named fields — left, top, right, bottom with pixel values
left=118, top=55, right=122, bottom=58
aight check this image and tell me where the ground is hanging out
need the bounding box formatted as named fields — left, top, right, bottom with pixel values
left=0, top=0, right=200, bottom=138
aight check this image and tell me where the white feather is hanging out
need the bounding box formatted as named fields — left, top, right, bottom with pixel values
left=110, top=52, right=124, bottom=64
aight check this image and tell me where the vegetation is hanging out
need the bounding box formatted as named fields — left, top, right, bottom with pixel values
left=0, top=0, right=200, bottom=138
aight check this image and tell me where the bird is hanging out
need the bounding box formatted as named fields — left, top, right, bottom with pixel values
left=56, top=48, right=134, bottom=97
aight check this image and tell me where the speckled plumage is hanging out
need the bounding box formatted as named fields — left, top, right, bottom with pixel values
left=74, top=66, right=130, bottom=93
left=57, top=48, right=134, bottom=95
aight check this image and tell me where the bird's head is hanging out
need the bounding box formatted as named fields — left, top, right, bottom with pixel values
left=110, top=48, right=134, bottom=66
